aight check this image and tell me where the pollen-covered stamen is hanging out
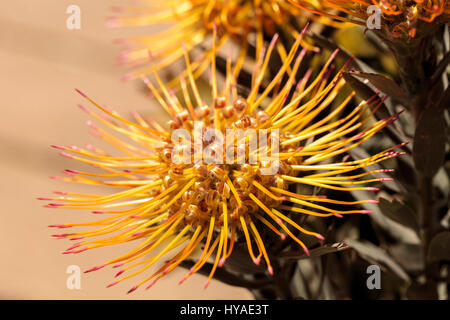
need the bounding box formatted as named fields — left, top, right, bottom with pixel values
left=44, top=29, right=403, bottom=292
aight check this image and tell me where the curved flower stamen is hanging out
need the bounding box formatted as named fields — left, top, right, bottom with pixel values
left=108, top=0, right=351, bottom=84
left=43, top=29, right=403, bottom=293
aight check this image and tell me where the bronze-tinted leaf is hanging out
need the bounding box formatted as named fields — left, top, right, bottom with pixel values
left=225, top=243, right=268, bottom=274
left=437, top=85, right=450, bottom=112
left=280, top=243, right=348, bottom=260
left=406, top=282, right=438, bottom=300
left=350, top=190, right=420, bottom=244
left=427, top=232, right=450, bottom=262
left=378, top=198, right=419, bottom=233
left=431, top=51, right=450, bottom=85
left=413, top=107, right=446, bottom=178
left=351, top=72, right=408, bottom=103
left=345, top=239, right=410, bottom=281
left=389, top=243, right=423, bottom=273
left=343, top=73, right=391, bottom=120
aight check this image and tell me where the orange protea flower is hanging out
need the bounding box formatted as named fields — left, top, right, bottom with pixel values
left=290, top=0, right=450, bottom=38
left=42, top=29, right=403, bottom=293
left=108, top=0, right=343, bottom=83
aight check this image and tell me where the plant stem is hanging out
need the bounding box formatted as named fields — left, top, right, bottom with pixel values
left=381, top=28, right=445, bottom=291
left=418, top=174, right=433, bottom=280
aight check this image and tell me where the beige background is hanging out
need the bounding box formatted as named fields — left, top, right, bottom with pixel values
left=0, top=1, right=251, bottom=299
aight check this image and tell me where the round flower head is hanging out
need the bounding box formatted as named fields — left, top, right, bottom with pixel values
left=290, top=0, right=450, bottom=38
left=42, top=28, right=404, bottom=293
left=108, top=0, right=343, bottom=83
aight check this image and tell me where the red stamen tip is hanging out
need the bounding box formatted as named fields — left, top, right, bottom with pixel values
left=316, top=234, right=325, bottom=240
left=146, top=280, right=157, bottom=289
left=49, top=203, right=63, bottom=207
left=52, top=233, right=68, bottom=238
left=66, top=243, right=81, bottom=251
left=303, top=247, right=310, bottom=256
left=366, top=187, right=379, bottom=191
left=162, top=267, right=170, bottom=275
left=75, top=88, right=87, bottom=98
left=85, top=265, right=105, bottom=273
left=48, top=224, right=70, bottom=228
left=269, top=33, right=279, bottom=47
left=106, top=17, right=120, bottom=28
left=86, top=120, right=98, bottom=130
left=218, top=258, right=226, bottom=267
left=361, top=210, right=373, bottom=214
left=203, top=281, right=210, bottom=289
left=253, top=258, right=261, bottom=265
left=127, top=286, right=138, bottom=294
left=106, top=281, right=119, bottom=288
left=353, top=132, right=365, bottom=140
left=122, top=74, right=134, bottom=83
left=268, top=266, right=274, bottom=275
left=72, top=248, right=88, bottom=254
left=115, top=270, right=125, bottom=278
left=77, top=104, right=89, bottom=113
left=51, top=145, right=66, bottom=150
left=60, top=152, right=73, bottom=159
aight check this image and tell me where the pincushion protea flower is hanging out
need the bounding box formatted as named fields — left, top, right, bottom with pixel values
left=107, top=0, right=343, bottom=83
left=290, top=0, right=450, bottom=38
left=41, top=29, right=403, bottom=294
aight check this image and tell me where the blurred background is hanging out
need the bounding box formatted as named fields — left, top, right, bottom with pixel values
left=0, top=1, right=251, bottom=299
